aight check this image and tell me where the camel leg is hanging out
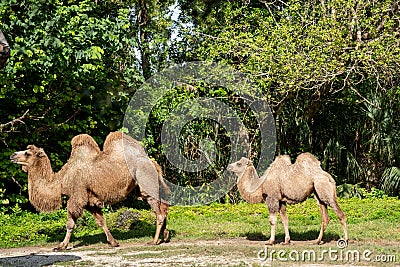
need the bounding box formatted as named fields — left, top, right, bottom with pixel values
left=315, top=181, right=348, bottom=242
left=266, top=197, right=280, bottom=245
left=160, top=202, right=170, bottom=242
left=267, top=213, right=278, bottom=245
left=87, top=206, right=119, bottom=247
left=55, top=211, right=77, bottom=251
left=315, top=196, right=330, bottom=245
left=329, top=199, right=348, bottom=242
left=146, top=197, right=166, bottom=245
left=279, top=202, right=290, bottom=244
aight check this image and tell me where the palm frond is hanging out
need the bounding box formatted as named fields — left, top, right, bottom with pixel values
left=381, top=167, right=400, bottom=196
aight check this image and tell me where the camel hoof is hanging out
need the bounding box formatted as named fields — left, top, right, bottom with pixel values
left=163, top=230, right=170, bottom=243
left=282, top=240, right=291, bottom=245
left=266, top=240, right=275, bottom=246
left=108, top=241, right=119, bottom=248
left=53, top=246, right=67, bottom=252
left=316, top=240, right=324, bottom=245
left=146, top=240, right=159, bottom=246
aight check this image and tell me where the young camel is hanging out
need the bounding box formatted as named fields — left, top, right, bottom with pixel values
left=228, top=153, right=348, bottom=245
left=10, top=132, right=170, bottom=250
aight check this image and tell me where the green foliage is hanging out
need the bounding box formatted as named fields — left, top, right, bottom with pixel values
left=145, top=83, right=263, bottom=190
left=337, top=184, right=388, bottom=199
left=0, top=206, right=157, bottom=248
left=360, top=187, right=388, bottom=200
left=180, top=0, right=400, bottom=187
left=0, top=0, right=141, bottom=209
left=0, top=207, right=67, bottom=248
left=336, top=184, right=364, bottom=199
left=0, top=0, right=179, bottom=210
left=381, top=167, right=400, bottom=196
left=1, top=0, right=399, bottom=209
left=2, top=199, right=399, bottom=248
left=168, top=198, right=400, bottom=242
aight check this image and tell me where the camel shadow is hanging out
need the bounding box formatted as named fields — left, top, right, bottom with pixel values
left=71, top=222, right=175, bottom=248
left=246, top=230, right=340, bottom=243
left=0, top=254, right=81, bottom=267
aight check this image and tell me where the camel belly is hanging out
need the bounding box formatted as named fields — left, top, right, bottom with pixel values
left=87, top=168, right=137, bottom=205
left=280, top=180, right=314, bottom=204
left=282, top=196, right=308, bottom=205
left=88, top=184, right=136, bottom=206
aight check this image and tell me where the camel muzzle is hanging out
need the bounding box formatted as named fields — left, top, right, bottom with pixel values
left=10, top=152, right=18, bottom=163
left=226, top=164, right=234, bottom=172
left=10, top=152, right=27, bottom=165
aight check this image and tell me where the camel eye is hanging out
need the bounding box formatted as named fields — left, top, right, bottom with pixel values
left=237, top=162, right=242, bottom=167
left=25, top=151, right=32, bottom=157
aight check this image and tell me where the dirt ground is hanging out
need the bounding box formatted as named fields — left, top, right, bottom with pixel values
left=0, top=238, right=398, bottom=267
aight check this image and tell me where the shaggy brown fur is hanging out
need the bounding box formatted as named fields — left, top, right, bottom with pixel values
left=228, top=153, right=348, bottom=245
left=10, top=132, right=170, bottom=251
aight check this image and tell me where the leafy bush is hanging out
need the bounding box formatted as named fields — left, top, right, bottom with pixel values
left=360, top=187, right=388, bottom=199
left=336, top=184, right=389, bottom=199
left=336, top=184, right=364, bottom=199
left=0, top=206, right=66, bottom=247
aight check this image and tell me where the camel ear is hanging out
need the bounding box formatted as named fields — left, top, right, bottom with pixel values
left=27, top=145, right=35, bottom=150
left=241, top=157, right=253, bottom=166
left=36, top=149, right=46, bottom=158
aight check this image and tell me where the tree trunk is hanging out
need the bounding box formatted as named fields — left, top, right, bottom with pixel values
left=138, top=0, right=151, bottom=80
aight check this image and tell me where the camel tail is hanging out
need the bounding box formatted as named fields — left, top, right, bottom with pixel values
left=325, top=172, right=336, bottom=185
left=152, top=160, right=171, bottom=195
left=329, top=175, right=336, bottom=185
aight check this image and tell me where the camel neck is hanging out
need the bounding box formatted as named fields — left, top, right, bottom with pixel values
left=237, top=165, right=264, bottom=204
left=30, top=156, right=55, bottom=181
left=27, top=156, right=62, bottom=212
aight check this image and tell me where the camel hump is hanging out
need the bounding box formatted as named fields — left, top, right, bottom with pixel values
left=295, top=152, right=321, bottom=167
left=270, top=154, right=292, bottom=169
left=71, top=134, right=101, bottom=158
left=103, top=132, right=147, bottom=155
left=102, top=132, right=123, bottom=153
left=275, top=155, right=292, bottom=164
left=295, top=153, right=336, bottom=184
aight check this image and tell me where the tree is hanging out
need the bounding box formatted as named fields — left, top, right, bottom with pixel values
left=179, top=0, right=400, bottom=186
left=0, top=0, right=141, bottom=208
left=0, top=0, right=181, bottom=209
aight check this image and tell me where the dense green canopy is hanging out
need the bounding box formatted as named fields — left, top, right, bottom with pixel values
left=0, top=0, right=399, bottom=208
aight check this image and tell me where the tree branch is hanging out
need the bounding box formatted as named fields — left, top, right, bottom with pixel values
left=0, top=110, right=29, bottom=132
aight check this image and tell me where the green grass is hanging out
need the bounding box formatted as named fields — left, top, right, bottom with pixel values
left=0, top=197, right=399, bottom=249
left=168, top=198, right=400, bottom=242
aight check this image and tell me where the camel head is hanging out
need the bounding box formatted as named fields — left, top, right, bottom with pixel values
left=227, top=157, right=253, bottom=179
left=10, top=145, right=47, bottom=172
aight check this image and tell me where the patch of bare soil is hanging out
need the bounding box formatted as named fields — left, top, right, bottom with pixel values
left=0, top=239, right=398, bottom=267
